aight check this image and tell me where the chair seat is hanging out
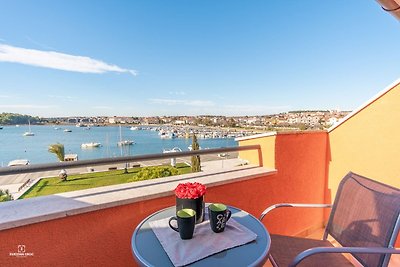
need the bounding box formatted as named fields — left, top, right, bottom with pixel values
left=270, top=234, right=354, bottom=267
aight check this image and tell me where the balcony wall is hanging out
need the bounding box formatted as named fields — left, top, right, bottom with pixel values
left=0, top=130, right=330, bottom=267
left=237, top=131, right=330, bottom=234
left=328, top=79, right=400, bottom=198
left=328, top=79, right=400, bottom=247
left=1, top=166, right=278, bottom=267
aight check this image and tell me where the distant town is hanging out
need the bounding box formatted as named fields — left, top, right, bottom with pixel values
left=0, top=110, right=351, bottom=132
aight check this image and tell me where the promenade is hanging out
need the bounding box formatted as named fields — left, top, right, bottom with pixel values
left=0, top=153, right=243, bottom=198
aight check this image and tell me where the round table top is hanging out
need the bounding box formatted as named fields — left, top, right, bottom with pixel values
left=131, top=204, right=271, bottom=267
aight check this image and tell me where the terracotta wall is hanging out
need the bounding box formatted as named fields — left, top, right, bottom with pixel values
left=236, top=131, right=330, bottom=234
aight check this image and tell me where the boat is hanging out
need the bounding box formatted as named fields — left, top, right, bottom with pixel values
left=0, top=126, right=3, bottom=129
left=81, top=142, right=101, bottom=148
left=8, top=159, right=30, bottom=167
left=118, top=140, right=135, bottom=146
left=118, top=125, right=134, bottom=146
left=163, top=147, right=182, bottom=153
left=23, top=120, right=35, bottom=136
left=64, top=129, right=72, bottom=132
left=130, top=126, right=138, bottom=131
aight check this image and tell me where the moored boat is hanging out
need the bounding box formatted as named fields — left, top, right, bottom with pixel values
left=117, top=140, right=135, bottom=146
left=23, top=120, right=34, bottom=136
left=8, top=159, right=30, bottom=166
left=81, top=142, right=101, bottom=148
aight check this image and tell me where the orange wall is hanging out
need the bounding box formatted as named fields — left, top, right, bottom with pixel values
left=238, top=134, right=276, bottom=168
left=328, top=81, right=400, bottom=247
left=237, top=131, right=330, bottom=235
left=0, top=132, right=329, bottom=267
left=328, top=82, right=400, bottom=198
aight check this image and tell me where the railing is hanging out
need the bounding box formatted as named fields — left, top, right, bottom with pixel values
left=0, top=145, right=262, bottom=176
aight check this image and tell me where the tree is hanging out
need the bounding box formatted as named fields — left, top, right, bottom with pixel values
left=48, top=143, right=68, bottom=181
left=0, top=189, right=13, bottom=202
left=48, top=143, right=65, bottom=161
left=191, top=134, right=201, bottom=172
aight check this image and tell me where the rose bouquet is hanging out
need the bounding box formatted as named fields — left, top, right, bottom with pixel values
left=174, top=182, right=206, bottom=223
left=174, top=182, right=206, bottom=199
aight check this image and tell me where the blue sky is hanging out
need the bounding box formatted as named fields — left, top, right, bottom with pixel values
left=0, top=1, right=399, bottom=117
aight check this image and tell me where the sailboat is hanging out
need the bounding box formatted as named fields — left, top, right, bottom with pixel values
left=117, top=125, right=134, bottom=146
left=23, top=120, right=35, bottom=136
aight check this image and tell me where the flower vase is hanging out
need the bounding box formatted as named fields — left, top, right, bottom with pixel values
left=176, top=196, right=205, bottom=224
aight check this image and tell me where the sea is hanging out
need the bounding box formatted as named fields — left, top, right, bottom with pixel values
left=0, top=125, right=237, bottom=166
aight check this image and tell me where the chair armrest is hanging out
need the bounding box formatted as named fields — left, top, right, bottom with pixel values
left=259, top=203, right=332, bottom=221
left=289, top=246, right=400, bottom=267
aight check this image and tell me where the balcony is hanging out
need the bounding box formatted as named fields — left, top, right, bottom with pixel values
left=0, top=133, right=328, bottom=266
left=1, top=124, right=399, bottom=266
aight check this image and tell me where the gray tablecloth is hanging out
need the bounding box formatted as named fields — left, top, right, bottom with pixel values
left=150, top=216, right=257, bottom=266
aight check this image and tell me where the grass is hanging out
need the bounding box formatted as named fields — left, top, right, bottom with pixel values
left=20, top=163, right=192, bottom=199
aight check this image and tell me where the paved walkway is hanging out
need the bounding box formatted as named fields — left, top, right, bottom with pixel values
left=0, top=153, right=244, bottom=198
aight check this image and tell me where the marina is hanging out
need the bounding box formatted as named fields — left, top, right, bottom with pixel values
left=0, top=125, right=241, bottom=166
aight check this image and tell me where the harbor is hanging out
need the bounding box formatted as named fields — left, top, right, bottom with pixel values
left=0, top=124, right=246, bottom=166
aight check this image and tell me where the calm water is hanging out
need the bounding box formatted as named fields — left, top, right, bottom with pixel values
left=0, top=125, right=237, bottom=166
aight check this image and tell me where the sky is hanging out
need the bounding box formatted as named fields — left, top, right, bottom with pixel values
left=0, top=0, right=399, bottom=117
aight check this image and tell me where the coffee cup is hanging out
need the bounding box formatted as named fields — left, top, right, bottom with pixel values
left=208, top=203, right=231, bottom=233
left=168, top=208, right=196, bottom=239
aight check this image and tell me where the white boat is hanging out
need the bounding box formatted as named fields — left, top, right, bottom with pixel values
left=81, top=142, right=101, bottom=148
left=23, top=120, right=34, bottom=136
left=118, top=140, right=135, bottom=146
left=130, top=126, right=138, bottom=131
left=118, top=125, right=134, bottom=146
left=64, top=129, right=72, bottom=132
left=163, top=147, right=182, bottom=153
left=8, top=159, right=30, bottom=167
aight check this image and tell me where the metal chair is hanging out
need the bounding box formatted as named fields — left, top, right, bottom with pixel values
left=260, top=171, right=400, bottom=267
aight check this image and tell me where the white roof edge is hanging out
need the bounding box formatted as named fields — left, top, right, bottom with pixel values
left=328, top=77, right=400, bottom=133
left=235, top=131, right=277, bottom=142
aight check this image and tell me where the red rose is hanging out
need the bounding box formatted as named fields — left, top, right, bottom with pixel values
left=174, top=182, right=206, bottom=199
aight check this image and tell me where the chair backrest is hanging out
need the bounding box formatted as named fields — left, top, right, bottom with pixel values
left=325, top=172, right=400, bottom=267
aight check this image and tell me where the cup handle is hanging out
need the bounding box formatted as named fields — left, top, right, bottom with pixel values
left=168, top=217, right=179, bottom=232
left=226, top=209, right=232, bottom=222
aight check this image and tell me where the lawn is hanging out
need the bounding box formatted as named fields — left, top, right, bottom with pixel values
left=20, top=163, right=192, bottom=199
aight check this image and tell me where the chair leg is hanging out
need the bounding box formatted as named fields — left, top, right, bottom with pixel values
left=269, top=255, right=279, bottom=267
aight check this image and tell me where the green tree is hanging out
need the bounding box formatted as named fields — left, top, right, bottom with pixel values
left=191, top=134, right=201, bottom=172
left=48, top=143, right=68, bottom=181
left=48, top=143, right=65, bottom=161
left=0, top=189, right=13, bottom=202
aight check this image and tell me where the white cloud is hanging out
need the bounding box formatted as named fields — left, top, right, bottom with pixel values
left=0, top=104, right=57, bottom=109
left=149, top=98, right=215, bottom=107
left=0, top=44, right=137, bottom=76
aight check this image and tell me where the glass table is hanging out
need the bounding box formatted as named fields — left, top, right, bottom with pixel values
left=131, top=204, right=271, bottom=266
